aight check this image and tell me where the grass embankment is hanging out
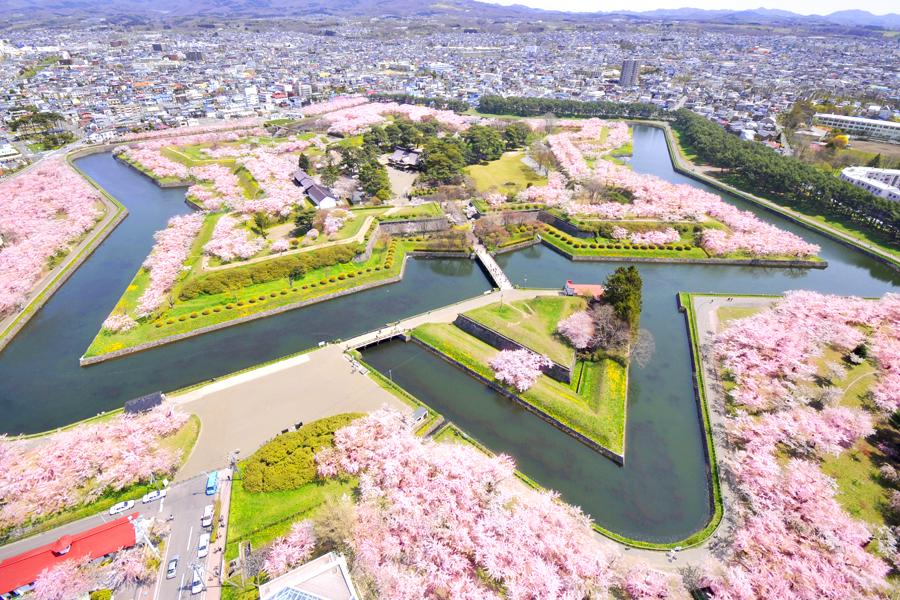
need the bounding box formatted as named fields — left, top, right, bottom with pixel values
left=84, top=237, right=408, bottom=357
left=462, top=296, right=585, bottom=365
left=465, top=151, right=547, bottom=194
left=412, top=322, right=626, bottom=455
left=0, top=415, right=200, bottom=545
left=379, top=201, right=444, bottom=221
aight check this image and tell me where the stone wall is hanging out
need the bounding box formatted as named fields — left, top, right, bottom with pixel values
left=536, top=212, right=595, bottom=239
left=453, top=314, right=573, bottom=384
left=377, top=216, right=449, bottom=236
left=542, top=239, right=828, bottom=269
left=353, top=222, right=382, bottom=263
left=411, top=336, right=624, bottom=465
left=477, top=210, right=542, bottom=227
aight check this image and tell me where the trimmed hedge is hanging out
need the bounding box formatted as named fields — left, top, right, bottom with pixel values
left=241, top=413, right=364, bottom=493
left=180, top=243, right=363, bottom=299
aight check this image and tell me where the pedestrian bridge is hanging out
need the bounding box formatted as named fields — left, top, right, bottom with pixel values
left=473, top=243, right=514, bottom=291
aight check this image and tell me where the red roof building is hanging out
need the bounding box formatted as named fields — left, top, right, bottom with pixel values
left=564, top=280, right=605, bottom=300
left=0, top=513, right=138, bottom=595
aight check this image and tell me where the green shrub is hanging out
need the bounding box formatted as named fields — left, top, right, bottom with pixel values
left=178, top=316, right=187, bottom=321
left=190, top=312, right=198, bottom=318
left=202, top=309, right=210, bottom=315
left=280, top=290, right=288, bottom=295
left=213, top=307, right=222, bottom=312
left=91, top=590, right=113, bottom=600
left=259, top=295, right=267, bottom=301
left=242, top=413, right=364, bottom=493
left=155, top=322, right=162, bottom=328
left=179, top=243, right=363, bottom=299
left=167, top=319, right=175, bottom=324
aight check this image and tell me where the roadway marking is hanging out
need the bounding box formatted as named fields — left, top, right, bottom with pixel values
left=159, top=498, right=165, bottom=513
left=154, top=526, right=172, bottom=600
left=178, top=572, right=185, bottom=600
left=186, top=525, right=193, bottom=552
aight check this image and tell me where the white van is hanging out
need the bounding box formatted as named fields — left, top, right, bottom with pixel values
left=201, top=504, right=214, bottom=528
left=197, top=532, right=210, bottom=558
left=191, top=569, right=203, bottom=594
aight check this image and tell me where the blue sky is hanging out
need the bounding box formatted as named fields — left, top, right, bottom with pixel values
left=484, top=0, right=893, bottom=15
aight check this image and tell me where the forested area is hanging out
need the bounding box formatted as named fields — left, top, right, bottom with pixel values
left=673, top=110, right=900, bottom=245
left=477, top=95, right=664, bottom=120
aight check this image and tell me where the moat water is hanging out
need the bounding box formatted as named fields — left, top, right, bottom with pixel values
left=1, top=125, right=897, bottom=543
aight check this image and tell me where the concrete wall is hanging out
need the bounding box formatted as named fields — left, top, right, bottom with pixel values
left=453, top=314, right=573, bottom=384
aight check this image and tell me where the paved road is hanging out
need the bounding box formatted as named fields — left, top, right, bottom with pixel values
left=0, top=473, right=219, bottom=600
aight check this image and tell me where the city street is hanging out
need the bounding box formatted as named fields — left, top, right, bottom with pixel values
left=0, top=472, right=227, bottom=600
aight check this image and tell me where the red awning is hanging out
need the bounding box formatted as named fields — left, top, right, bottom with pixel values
left=0, top=513, right=138, bottom=594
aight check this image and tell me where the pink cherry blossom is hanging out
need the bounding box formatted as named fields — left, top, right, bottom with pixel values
left=189, top=164, right=242, bottom=210
left=302, top=96, right=369, bottom=117
left=710, top=291, right=897, bottom=599
left=320, top=102, right=473, bottom=136
left=32, top=557, right=93, bottom=600
left=0, top=159, right=102, bottom=316
left=314, top=409, right=613, bottom=599
left=119, top=118, right=264, bottom=142
left=263, top=520, right=317, bottom=577
left=484, top=192, right=505, bottom=207
left=271, top=239, right=290, bottom=253
left=557, top=310, right=594, bottom=349
left=622, top=565, right=671, bottom=599
left=102, top=313, right=137, bottom=333
left=0, top=405, right=188, bottom=531
left=136, top=213, right=204, bottom=317
left=204, top=215, right=264, bottom=262
left=489, top=348, right=552, bottom=392
left=628, top=228, right=680, bottom=245
left=323, top=209, right=349, bottom=236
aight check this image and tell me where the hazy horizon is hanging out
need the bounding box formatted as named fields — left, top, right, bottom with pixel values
left=484, top=0, right=896, bottom=16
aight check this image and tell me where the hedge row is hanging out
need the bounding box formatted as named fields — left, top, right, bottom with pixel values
left=180, top=243, right=363, bottom=299
left=242, top=413, right=365, bottom=493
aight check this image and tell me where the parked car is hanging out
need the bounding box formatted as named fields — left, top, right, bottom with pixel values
left=197, top=532, right=210, bottom=558
left=141, top=489, right=167, bottom=504
left=201, top=504, right=214, bottom=528
left=108, top=500, right=135, bottom=515
left=166, top=556, right=179, bottom=579
left=191, top=569, right=203, bottom=594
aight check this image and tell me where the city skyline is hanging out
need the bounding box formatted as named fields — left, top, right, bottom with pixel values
left=486, top=0, right=897, bottom=15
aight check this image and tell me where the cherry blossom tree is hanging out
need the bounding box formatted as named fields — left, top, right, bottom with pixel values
left=709, top=291, right=898, bottom=599
left=489, top=349, right=552, bottom=392
left=102, top=313, right=138, bottom=333
left=314, top=410, right=614, bottom=599
left=0, top=159, right=102, bottom=316
left=0, top=405, right=188, bottom=530
left=204, top=215, right=265, bottom=262
left=263, top=520, right=317, bottom=577
left=136, top=213, right=204, bottom=317
left=32, top=557, right=93, bottom=600
left=557, top=310, right=595, bottom=349
left=622, top=565, right=671, bottom=599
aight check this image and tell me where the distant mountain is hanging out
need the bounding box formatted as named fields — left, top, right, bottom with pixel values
left=1, top=0, right=898, bottom=30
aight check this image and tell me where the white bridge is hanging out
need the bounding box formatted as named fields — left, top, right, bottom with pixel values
left=473, top=243, right=514, bottom=291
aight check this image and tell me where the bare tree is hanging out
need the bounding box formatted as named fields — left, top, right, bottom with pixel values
left=312, top=493, right=357, bottom=555
left=589, top=304, right=631, bottom=352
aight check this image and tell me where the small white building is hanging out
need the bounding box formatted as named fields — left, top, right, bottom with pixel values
left=840, top=167, right=900, bottom=203
left=259, top=552, right=359, bottom=600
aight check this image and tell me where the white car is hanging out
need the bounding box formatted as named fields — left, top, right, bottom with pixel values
left=197, top=532, right=210, bottom=558
left=166, top=556, right=179, bottom=579
left=141, top=489, right=167, bottom=504
left=201, top=504, right=214, bottom=528
left=108, top=500, right=135, bottom=515
left=191, top=569, right=203, bottom=594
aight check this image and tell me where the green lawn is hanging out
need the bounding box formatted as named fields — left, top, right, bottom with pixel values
left=412, top=322, right=626, bottom=455
left=463, top=296, right=586, bottom=365
left=85, top=239, right=408, bottom=357
left=225, top=476, right=355, bottom=562
left=465, top=151, right=547, bottom=193
left=379, top=202, right=444, bottom=221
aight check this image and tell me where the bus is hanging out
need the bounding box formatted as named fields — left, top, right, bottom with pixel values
left=205, top=470, right=218, bottom=496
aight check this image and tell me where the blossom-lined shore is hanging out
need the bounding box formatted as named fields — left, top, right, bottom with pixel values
left=0, top=159, right=104, bottom=317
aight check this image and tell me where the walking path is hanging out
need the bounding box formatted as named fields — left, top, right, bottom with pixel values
left=473, top=242, right=514, bottom=290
